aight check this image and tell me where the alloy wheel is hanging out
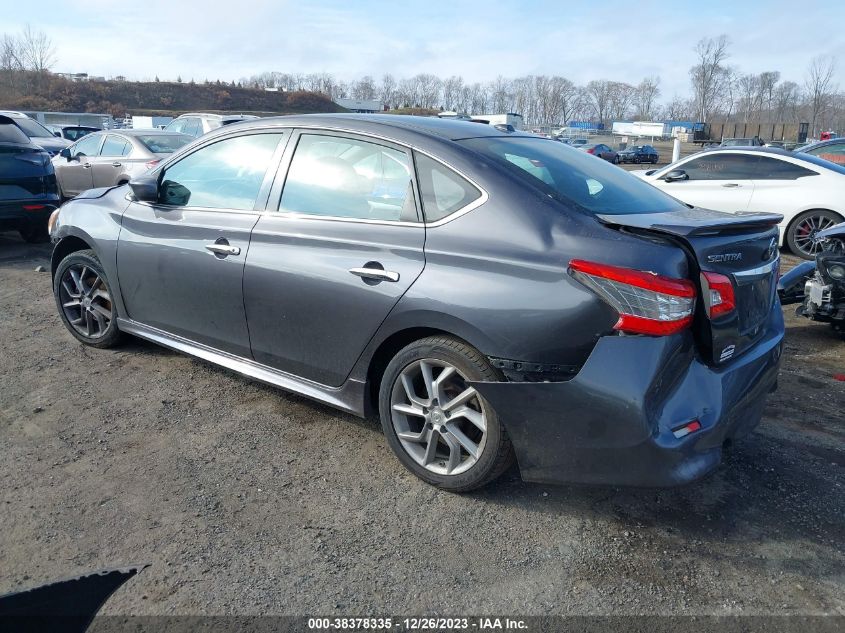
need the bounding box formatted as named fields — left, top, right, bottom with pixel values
left=390, top=359, right=487, bottom=476
left=793, top=214, right=840, bottom=257
left=58, top=264, right=113, bottom=339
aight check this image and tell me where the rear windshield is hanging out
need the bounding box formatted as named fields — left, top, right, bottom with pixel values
left=13, top=117, right=54, bottom=138
left=137, top=134, right=193, bottom=154
left=459, top=136, right=684, bottom=215
left=0, top=123, right=31, bottom=144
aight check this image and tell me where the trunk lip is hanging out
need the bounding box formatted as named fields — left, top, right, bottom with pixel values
left=596, top=208, right=783, bottom=237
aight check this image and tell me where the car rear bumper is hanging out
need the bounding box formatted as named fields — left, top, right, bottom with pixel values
left=472, top=303, right=784, bottom=487
left=0, top=199, right=58, bottom=226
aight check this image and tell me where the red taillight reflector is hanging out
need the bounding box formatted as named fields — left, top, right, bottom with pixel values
left=672, top=420, right=702, bottom=438
left=145, top=159, right=161, bottom=171
left=569, top=259, right=696, bottom=336
left=23, top=204, right=46, bottom=211
left=700, top=271, right=736, bottom=319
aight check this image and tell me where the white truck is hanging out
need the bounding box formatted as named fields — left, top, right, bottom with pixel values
left=611, top=121, right=667, bottom=138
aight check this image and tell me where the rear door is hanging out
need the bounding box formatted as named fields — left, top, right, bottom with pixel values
left=57, top=133, right=103, bottom=196
left=91, top=134, right=131, bottom=188
left=117, top=129, right=287, bottom=357
left=656, top=153, right=756, bottom=212
left=243, top=130, right=425, bottom=386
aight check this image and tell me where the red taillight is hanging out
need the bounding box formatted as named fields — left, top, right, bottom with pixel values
left=587, top=148, right=595, bottom=154
left=23, top=204, right=46, bottom=211
left=145, top=159, right=161, bottom=171
left=569, top=259, right=696, bottom=336
left=700, top=271, right=736, bottom=319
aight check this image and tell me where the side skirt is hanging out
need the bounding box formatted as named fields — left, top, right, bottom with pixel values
left=116, top=318, right=367, bottom=417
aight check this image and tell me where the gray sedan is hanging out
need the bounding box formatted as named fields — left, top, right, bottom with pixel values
left=48, top=115, right=783, bottom=491
left=52, top=130, right=192, bottom=198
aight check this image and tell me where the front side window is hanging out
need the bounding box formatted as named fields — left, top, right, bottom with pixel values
left=158, top=133, right=282, bottom=210
left=678, top=154, right=760, bottom=180
left=279, top=134, right=417, bottom=222
left=71, top=134, right=103, bottom=158
left=100, top=135, right=130, bottom=157
left=459, top=137, right=683, bottom=215
left=415, top=153, right=482, bottom=222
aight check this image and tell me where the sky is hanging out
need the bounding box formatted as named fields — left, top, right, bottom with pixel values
left=3, top=0, right=844, bottom=102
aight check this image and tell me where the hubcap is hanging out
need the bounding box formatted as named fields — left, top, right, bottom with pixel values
left=59, top=264, right=113, bottom=339
left=390, top=359, right=487, bottom=476
left=794, top=215, right=839, bottom=256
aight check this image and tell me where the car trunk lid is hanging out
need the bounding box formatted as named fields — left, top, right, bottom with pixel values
left=596, top=207, right=783, bottom=365
left=0, top=142, right=55, bottom=200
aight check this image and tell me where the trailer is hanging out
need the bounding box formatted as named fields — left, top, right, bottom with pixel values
left=611, top=121, right=667, bottom=138
left=472, top=113, right=524, bottom=130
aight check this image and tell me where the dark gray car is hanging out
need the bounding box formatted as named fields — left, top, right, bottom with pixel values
left=49, top=114, right=784, bottom=491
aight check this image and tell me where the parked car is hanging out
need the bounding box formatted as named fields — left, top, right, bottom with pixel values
left=0, top=114, right=59, bottom=242
left=618, top=144, right=659, bottom=164
left=50, top=114, right=783, bottom=491
left=566, top=138, right=589, bottom=148
left=720, top=137, right=765, bottom=147
left=52, top=130, right=193, bottom=199
left=0, top=110, right=71, bottom=156
left=796, top=137, right=845, bottom=166
left=164, top=112, right=259, bottom=138
left=579, top=143, right=619, bottom=163
left=632, top=148, right=845, bottom=259
left=44, top=124, right=100, bottom=142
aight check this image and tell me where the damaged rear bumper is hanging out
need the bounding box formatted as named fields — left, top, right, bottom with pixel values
left=472, top=305, right=784, bottom=487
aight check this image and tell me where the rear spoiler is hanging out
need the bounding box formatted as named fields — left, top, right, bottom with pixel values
left=596, top=208, right=783, bottom=238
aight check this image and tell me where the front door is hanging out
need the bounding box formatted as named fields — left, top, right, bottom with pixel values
left=57, top=133, right=104, bottom=197
left=243, top=131, right=426, bottom=386
left=656, top=152, right=757, bottom=212
left=116, top=130, right=287, bottom=357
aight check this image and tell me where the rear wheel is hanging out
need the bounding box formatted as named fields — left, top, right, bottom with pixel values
left=786, top=210, right=844, bottom=259
left=612, top=155, right=620, bottom=164
left=379, top=336, right=515, bottom=492
left=53, top=249, right=122, bottom=348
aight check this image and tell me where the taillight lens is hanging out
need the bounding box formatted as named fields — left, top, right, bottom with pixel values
left=587, top=148, right=595, bottom=154
left=570, top=259, right=696, bottom=336
left=145, top=159, right=161, bottom=171
left=700, top=271, right=736, bottom=319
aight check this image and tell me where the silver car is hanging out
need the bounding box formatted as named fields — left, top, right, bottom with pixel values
left=53, top=130, right=192, bottom=198
left=164, top=112, right=259, bottom=138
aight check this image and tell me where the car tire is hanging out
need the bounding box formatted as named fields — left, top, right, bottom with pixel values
left=613, top=155, right=620, bottom=164
left=53, top=249, right=123, bottom=348
left=18, top=222, right=50, bottom=243
left=378, top=335, right=515, bottom=492
left=786, top=210, right=844, bottom=260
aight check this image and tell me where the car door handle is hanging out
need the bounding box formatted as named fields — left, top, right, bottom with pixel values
left=112, top=162, right=122, bottom=167
left=82, top=163, right=92, bottom=169
left=349, top=267, right=400, bottom=282
left=722, top=183, right=741, bottom=187
left=205, top=244, right=241, bottom=256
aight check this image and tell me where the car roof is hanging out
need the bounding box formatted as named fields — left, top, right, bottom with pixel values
left=0, top=110, right=28, bottom=118
left=800, top=138, right=844, bottom=151
left=217, top=113, right=537, bottom=143
left=111, top=129, right=187, bottom=136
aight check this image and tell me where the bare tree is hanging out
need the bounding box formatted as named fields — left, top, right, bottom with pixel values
left=690, top=34, right=730, bottom=122
left=352, top=75, right=376, bottom=101
left=379, top=74, right=396, bottom=109
left=634, top=76, right=661, bottom=120
left=19, top=24, right=55, bottom=73
left=585, top=79, right=613, bottom=124
left=805, top=55, right=837, bottom=136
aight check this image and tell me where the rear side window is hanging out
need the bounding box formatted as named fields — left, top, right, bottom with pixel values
left=279, top=133, right=417, bottom=222
left=414, top=153, right=481, bottom=222
left=158, top=133, right=282, bottom=210
left=0, top=122, right=30, bottom=143
left=754, top=156, right=816, bottom=180
left=101, top=135, right=130, bottom=157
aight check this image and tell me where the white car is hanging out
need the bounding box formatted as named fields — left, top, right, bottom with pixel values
left=632, top=148, right=845, bottom=259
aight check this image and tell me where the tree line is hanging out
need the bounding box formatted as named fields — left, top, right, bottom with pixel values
left=2, top=25, right=842, bottom=137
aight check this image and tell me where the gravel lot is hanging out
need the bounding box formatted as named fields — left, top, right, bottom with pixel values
left=0, top=231, right=843, bottom=617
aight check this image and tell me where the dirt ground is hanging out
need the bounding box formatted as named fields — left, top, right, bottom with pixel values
left=0, top=232, right=843, bottom=617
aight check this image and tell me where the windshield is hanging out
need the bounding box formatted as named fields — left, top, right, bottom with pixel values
left=459, top=136, right=685, bottom=215
left=137, top=134, right=193, bottom=154
left=13, top=117, right=54, bottom=138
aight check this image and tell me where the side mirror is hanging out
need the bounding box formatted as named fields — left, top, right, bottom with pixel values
left=59, top=148, right=71, bottom=160
left=54, top=131, right=62, bottom=137
left=662, top=169, right=688, bottom=183
left=128, top=174, right=159, bottom=203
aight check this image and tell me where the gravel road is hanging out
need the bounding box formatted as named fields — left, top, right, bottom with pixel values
left=0, top=232, right=842, bottom=617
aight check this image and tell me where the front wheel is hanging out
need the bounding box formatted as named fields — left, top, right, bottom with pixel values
left=613, top=155, right=620, bottom=164
left=379, top=336, right=515, bottom=492
left=54, top=249, right=123, bottom=348
left=787, top=210, right=844, bottom=259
